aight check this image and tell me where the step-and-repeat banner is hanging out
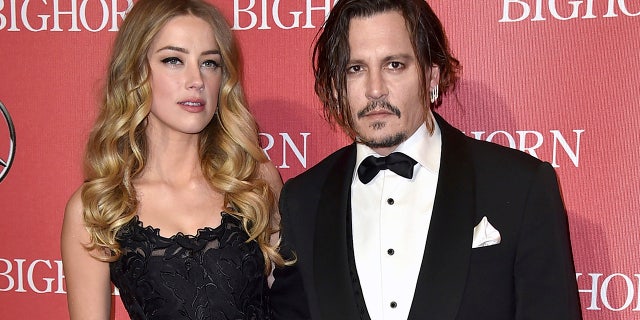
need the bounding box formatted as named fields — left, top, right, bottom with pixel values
left=0, top=1, right=638, bottom=318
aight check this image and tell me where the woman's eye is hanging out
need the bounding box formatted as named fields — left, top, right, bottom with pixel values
left=202, top=60, right=221, bottom=69
left=161, top=57, right=182, bottom=65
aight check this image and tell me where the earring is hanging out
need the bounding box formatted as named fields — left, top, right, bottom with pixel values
left=430, top=85, right=439, bottom=103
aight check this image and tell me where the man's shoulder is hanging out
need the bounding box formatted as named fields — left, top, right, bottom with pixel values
left=436, top=111, right=545, bottom=172
left=466, top=136, right=544, bottom=171
left=284, top=144, right=354, bottom=189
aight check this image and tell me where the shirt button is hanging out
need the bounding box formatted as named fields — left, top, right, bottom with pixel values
left=387, top=248, right=394, bottom=255
left=387, top=198, right=394, bottom=205
left=390, top=301, right=397, bottom=308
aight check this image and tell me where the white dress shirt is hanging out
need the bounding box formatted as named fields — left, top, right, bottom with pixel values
left=351, top=118, right=442, bottom=320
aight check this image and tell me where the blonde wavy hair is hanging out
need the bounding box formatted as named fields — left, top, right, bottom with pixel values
left=81, top=0, right=284, bottom=274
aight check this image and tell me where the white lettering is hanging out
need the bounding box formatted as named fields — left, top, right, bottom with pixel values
left=576, top=272, right=640, bottom=311
left=517, top=130, right=544, bottom=158
left=0, top=258, right=15, bottom=291
left=280, top=133, right=310, bottom=169
left=0, top=0, right=131, bottom=32
left=27, top=260, right=54, bottom=293
left=54, top=260, right=65, bottom=294
left=110, top=0, right=127, bottom=31
left=500, top=0, right=639, bottom=22
left=302, top=0, right=331, bottom=28
left=635, top=274, right=640, bottom=311
left=468, top=129, right=582, bottom=168
left=232, top=0, right=337, bottom=30
left=500, top=0, right=533, bottom=22
left=233, top=0, right=259, bottom=30
left=0, top=258, right=66, bottom=293
left=51, top=0, right=80, bottom=31
left=0, top=0, right=19, bottom=30
left=619, top=0, right=640, bottom=16
left=259, top=132, right=275, bottom=160
left=584, top=0, right=597, bottom=18
left=533, top=0, right=546, bottom=20
left=478, top=130, right=517, bottom=148
left=22, top=0, right=49, bottom=31
left=551, top=129, right=583, bottom=168
left=600, top=273, right=635, bottom=311
left=260, top=132, right=310, bottom=168
left=15, top=258, right=25, bottom=292
left=272, top=0, right=301, bottom=29
left=0, top=1, right=5, bottom=29
left=549, top=0, right=582, bottom=20
left=577, top=272, right=603, bottom=310
left=79, top=0, right=108, bottom=32
left=9, top=0, right=19, bottom=30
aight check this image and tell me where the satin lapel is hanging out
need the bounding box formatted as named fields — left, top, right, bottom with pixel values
left=313, top=145, right=361, bottom=320
left=408, top=113, right=475, bottom=320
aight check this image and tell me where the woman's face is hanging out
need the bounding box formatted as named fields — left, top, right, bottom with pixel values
left=145, top=14, right=223, bottom=137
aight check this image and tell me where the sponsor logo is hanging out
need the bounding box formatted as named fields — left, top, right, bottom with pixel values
left=500, top=0, right=640, bottom=22
left=0, top=258, right=65, bottom=294
left=257, top=128, right=582, bottom=169
left=0, top=0, right=132, bottom=32
left=232, top=0, right=338, bottom=30
left=3, top=256, right=639, bottom=314
left=257, top=129, right=583, bottom=169
left=466, top=129, right=584, bottom=168
left=0, top=100, right=15, bottom=182
left=260, top=132, right=310, bottom=168
left=577, top=272, right=640, bottom=311
left=0, top=258, right=119, bottom=295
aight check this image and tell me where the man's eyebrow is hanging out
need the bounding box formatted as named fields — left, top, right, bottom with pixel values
left=348, top=54, right=414, bottom=64
left=383, top=54, right=413, bottom=62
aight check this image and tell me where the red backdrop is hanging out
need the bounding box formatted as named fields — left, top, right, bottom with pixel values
left=0, top=0, right=638, bottom=318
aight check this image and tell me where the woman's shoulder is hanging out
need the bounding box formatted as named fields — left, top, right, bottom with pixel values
left=65, top=184, right=85, bottom=220
left=61, top=184, right=89, bottom=245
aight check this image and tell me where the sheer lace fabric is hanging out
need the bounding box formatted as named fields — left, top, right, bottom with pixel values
left=110, top=213, right=270, bottom=320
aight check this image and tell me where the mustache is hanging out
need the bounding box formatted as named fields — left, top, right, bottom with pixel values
left=356, top=100, right=401, bottom=119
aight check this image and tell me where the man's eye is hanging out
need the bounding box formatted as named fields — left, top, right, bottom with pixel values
left=161, top=57, right=182, bottom=65
left=347, top=65, right=362, bottom=73
left=389, top=61, right=403, bottom=69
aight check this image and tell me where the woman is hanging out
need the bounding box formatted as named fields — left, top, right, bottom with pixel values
left=61, top=0, right=285, bottom=318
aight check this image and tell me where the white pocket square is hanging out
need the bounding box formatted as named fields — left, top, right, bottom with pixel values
left=472, top=216, right=501, bottom=248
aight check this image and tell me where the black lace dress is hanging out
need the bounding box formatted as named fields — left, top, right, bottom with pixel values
left=110, top=213, right=270, bottom=320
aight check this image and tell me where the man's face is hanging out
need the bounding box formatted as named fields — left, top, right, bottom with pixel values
left=346, top=11, right=435, bottom=155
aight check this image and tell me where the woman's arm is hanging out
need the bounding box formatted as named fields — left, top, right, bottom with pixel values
left=60, top=186, right=112, bottom=320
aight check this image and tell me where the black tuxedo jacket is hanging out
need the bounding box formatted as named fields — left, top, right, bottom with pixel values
left=271, top=113, right=582, bottom=320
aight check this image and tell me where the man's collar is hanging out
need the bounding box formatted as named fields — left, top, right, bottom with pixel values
left=354, top=112, right=442, bottom=177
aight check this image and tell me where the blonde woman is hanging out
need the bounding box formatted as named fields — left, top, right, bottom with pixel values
left=61, top=0, right=284, bottom=318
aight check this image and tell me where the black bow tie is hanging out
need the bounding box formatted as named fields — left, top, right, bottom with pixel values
left=357, top=152, right=417, bottom=184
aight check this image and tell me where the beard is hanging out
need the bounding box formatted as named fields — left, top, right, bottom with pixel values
left=361, top=131, right=407, bottom=149
left=355, top=100, right=406, bottom=149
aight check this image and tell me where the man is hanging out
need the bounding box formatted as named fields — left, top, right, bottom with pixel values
left=270, top=0, right=582, bottom=319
